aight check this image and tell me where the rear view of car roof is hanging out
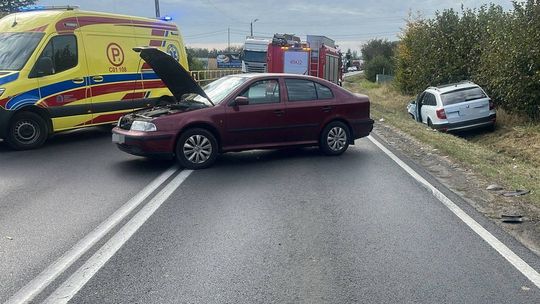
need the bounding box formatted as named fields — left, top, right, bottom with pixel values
left=428, top=81, right=480, bottom=94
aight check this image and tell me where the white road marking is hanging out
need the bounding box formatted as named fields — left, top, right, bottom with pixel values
left=43, top=169, right=193, bottom=304
left=5, top=166, right=179, bottom=304
left=367, top=135, right=540, bottom=289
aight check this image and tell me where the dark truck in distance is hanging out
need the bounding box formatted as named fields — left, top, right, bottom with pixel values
left=113, top=48, right=374, bottom=169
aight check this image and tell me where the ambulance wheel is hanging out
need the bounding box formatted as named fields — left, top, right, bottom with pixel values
left=6, top=111, right=48, bottom=150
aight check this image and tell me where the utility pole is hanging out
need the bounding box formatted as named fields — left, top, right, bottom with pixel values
left=154, top=0, right=160, bottom=18
left=250, top=19, right=259, bottom=37
left=227, top=27, right=230, bottom=51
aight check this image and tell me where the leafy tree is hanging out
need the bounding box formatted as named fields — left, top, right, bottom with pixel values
left=186, top=48, right=205, bottom=71
left=360, top=38, right=397, bottom=81
left=361, top=39, right=397, bottom=63
left=365, top=55, right=394, bottom=82
left=345, top=49, right=352, bottom=67
left=0, top=0, right=36, bottom=14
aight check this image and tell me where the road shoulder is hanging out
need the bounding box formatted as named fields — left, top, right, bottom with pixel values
left=371, top=122, right=540, bottom=256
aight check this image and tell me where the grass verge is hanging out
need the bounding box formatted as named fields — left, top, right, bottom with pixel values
left=344, top=74, right=540, bottom=205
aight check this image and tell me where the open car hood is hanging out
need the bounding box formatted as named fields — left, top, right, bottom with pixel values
left=134, top=47, right=210, bottom=102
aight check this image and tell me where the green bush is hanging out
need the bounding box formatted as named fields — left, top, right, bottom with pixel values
left=365, top=55, right=394, bottom=82
left=361, top=39, right=397, bottom=82
left=395, top=1, right=540, bottom=120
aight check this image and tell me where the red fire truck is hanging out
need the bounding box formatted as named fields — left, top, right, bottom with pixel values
left=266, top=34, right=311, bottom=75
left=307, top=35, right=343, bottom=85
left=266, top=34, right=343, bottom=85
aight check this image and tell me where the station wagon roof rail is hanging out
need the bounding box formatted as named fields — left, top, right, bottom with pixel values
left=427, top=80, right=474, bottom=91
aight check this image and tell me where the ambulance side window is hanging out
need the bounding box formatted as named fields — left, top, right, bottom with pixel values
left=30, top=35, right=77, bottom=78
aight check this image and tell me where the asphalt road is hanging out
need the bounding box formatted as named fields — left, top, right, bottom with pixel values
left=0, top=127, right=172, bottom=303
left=1, top=128, right=539, bottom=303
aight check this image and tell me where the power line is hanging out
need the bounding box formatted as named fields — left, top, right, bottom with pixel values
left=184, top=30, right=228, bottom=38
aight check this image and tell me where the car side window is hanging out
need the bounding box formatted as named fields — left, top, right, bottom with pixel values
left=422, top=93, right=436, bottom=106
left=240, top=79, right=280, bottom=105
left=285, top=79, right=317, bottom=101
left=30, top=35, right=78, bottom=78
left=315, top=83, right=334, bottom=99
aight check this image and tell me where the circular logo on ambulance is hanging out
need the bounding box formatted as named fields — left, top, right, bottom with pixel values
left=107, top=43, right=125, bottom=67
left=167, top=44, right=179, bottom=61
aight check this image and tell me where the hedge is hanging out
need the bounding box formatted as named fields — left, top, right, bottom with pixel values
left=395, top=1, right=540, bottom=120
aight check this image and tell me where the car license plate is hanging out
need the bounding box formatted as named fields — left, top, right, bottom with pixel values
left=112, top=133, right=125, bottom=144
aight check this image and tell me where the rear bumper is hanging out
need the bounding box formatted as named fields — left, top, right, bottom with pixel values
left=433, top=114, right=496, bottom=131
left=350, top=118, right=374, bottom=140
left=112, top=127, right=175, bottom=158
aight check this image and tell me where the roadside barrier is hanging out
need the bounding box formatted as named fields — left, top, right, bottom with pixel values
left=190, top=69, right=242, bottom=84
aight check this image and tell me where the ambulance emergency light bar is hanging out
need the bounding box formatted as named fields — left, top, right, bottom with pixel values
left=159, top=16, right=173, bottom=21
left=19, top=5, right=79, bottom=11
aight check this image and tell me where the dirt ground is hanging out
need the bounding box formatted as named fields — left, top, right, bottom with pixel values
left=372, top=122, right=540, bottom=256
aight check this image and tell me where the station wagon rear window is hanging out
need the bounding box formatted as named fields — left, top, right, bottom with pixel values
left=441, top=87, right=487, bottom=106
left=0, top=32, right=44, bottom=70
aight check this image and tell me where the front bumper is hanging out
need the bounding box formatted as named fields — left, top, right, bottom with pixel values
left=433, top=114, right=496, bottom=132
left=0, top=107, right=14, bottom=139
left=112, top=127, right=175, bottom=158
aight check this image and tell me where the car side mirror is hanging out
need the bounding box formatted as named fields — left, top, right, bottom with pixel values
left=234, top=96, right=249, bottom=106
left=33, top=57, right=54, bottom=77
left=410, top=99, right=416, bottom=105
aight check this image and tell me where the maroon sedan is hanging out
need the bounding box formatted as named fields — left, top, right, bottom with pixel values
left=112, top=48, right=373, bottom=169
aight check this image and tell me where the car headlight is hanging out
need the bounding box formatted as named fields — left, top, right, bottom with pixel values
left=130, top=120, right=157, bottom=132
left=0, top=88, right=5, bottom=97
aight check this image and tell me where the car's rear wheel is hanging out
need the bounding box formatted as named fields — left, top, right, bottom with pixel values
left=320, top=121, right=350, bottom=156
left=175, top=128, right=218, bottom=169
left=6, top=111, right=48, bottom=150
left=427, top=118, right=433, bottom=128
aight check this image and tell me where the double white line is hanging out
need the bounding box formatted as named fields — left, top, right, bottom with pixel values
left=6, top=167, right=192, bottom=304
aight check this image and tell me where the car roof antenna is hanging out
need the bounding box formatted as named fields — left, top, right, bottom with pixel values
left=12, top=15, right=18, bottom=27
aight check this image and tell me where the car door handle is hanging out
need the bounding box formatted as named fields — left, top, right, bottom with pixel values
left=72, top=77, right=85, bottom=84
left=273, top=109, right=285, bottom=116
left=322, top=106, right=333, bottom=112
left=92, top=75, right=104, bottom=83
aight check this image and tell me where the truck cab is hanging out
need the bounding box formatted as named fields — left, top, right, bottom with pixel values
left=241, top=37, right=269, bottom=73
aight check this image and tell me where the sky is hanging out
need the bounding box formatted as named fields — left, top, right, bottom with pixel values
left=38, top=0, right=514, bottom=52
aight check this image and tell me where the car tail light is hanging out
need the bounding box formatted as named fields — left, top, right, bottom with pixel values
left=436, top=108, right=447, bottom=119
left=489, top=100, right=495, bottom=110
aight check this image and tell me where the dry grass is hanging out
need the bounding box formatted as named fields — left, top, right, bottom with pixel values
left=344, top=75, right=540, bottom=205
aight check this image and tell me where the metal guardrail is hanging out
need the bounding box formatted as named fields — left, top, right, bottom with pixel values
left=190, top=69, right=242, bottom=84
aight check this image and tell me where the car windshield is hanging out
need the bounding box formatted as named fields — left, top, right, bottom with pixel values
left=441, top=87, right=487, bottom=106
left=0, top=32, right=44, bottom=71
left=243, top=50, right=267, bottom=63
left=183, top=75, right=249, bottom=105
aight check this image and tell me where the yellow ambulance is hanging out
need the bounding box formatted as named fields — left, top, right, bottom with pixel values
left=0, top=6, right=188, bottom=149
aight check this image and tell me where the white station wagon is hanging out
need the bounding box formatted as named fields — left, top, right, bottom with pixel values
left=407, top=81, right=496, bottom=132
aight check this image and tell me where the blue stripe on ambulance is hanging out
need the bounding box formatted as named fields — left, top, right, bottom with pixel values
left=5, top=72, right=160, bottom=110
left=0, top=72, right=20, bottom=86
left=6, top=88, right=40, bottom=110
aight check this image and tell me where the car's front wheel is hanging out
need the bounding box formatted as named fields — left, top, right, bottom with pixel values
left=175, top=128, right=218, bottom=169
left=320, top=121, right=350, bottom=156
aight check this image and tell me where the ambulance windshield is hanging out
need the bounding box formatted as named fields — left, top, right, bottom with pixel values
left=0, top=32, right=44, bottom=71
